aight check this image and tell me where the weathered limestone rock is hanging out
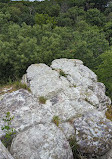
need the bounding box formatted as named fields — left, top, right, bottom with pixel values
left=0, top=58, right=111, bottom=159
left=0, top=140, right=14, bottom=159
left=74, top=110, right=112, bottom=157
left=10, top=124, right=73, bottom=159
left=0, top=89, right=54, bottom=138
left=93, top=82, right=111, bottom=110
left=51, top=59, right=97, bottom=87
left=26, top=63, right=70, bottom=98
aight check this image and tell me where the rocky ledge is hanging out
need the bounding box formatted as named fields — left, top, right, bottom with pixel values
left=0, top=59, right=112, bottom=159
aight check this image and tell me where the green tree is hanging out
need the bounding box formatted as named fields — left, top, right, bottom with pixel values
left=0, top=12, right=11, bottom=32
left=55, top=0, right=111, bottom=11
left=68, top=26, right=109, bottom=69
left=35, top=1, right=60, bottom=17
left=96, top=47, right=112, bottom=99
left=7, top=6, right=22, bottom=23
left=104, top=21, right=112, bottom=44
left=57, top=7, right=85, bottom=27
left=86, top=8, right=106, bottom=26
left=34, top=13, right=56, bottom=27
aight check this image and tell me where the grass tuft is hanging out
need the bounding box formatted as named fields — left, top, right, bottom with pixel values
left=0, top=81, right=31, bottom=95
left=69, top=135, right=79, bottom=159
left=39, top=96, right=47, bottom=104
left=14, top=81, right=31, bottom=92
left=52, top=116, right=60, bottom=126
left=69, top=134, right=87, bottom=159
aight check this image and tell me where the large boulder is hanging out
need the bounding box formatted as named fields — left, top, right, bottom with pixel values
left=0, top=59, right=112, bottom=159
left=10, top=124, right=73, bottom=159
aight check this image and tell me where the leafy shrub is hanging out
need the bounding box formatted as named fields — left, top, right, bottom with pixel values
left=39, top=96, right=47, bottom=104
left=1, top=112, right=16, bottom=149
left=52, top=116, right=60, bottom=126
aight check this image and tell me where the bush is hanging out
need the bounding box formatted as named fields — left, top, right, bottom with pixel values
left=1, top=112, right=16, bottom=149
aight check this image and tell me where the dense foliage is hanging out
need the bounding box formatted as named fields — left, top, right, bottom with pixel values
left=0, top=0, right=112, bottom=99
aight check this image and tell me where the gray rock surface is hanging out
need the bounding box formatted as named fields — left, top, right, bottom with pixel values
left=10, top=124, right=73, bottom=159
left=74, top=110, right=112, bottom=157
left=0, top=58, right=112, bottom=159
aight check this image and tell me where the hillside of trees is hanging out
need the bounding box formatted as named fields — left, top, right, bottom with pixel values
left=0, top=0, right=112, bottom=99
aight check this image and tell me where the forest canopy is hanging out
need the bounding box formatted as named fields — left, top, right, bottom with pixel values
left=0, top=0, right=112, bottom=99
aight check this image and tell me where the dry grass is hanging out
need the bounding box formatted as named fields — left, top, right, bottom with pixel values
left=0, top=81, right=31, bottom=95
left=14, top=81, right=31, bottom=92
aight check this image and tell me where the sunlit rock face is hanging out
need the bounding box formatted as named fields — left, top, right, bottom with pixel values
left=0, top=59, right=112, bottom=159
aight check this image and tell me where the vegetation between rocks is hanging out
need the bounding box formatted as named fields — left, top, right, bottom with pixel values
left=1, top=112, right=16, bottom=149
left=0, top=81, right=31, bottom=95
left=14, top=81, right=31, bottom=92
left=69, top=135, right=87, bottom=159
left=39, top=96, right=47, bottom=104
left=52, top=116, right=60, bottom=126
left=59, top=70, right=67, bottom=78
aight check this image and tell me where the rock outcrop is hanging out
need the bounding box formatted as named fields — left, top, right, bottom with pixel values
left=0, top=59, right=112, bottom=159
